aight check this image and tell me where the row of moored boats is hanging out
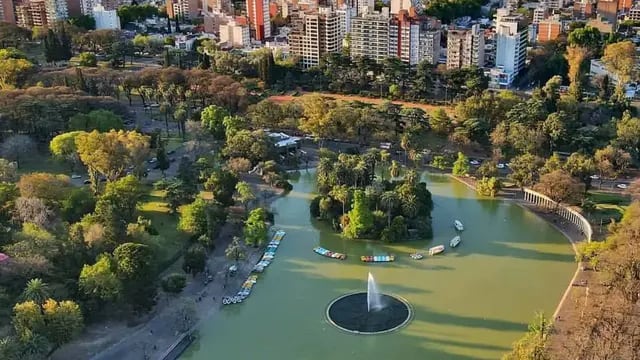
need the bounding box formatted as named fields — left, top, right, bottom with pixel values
left=222, top=229, right=286, bottom=305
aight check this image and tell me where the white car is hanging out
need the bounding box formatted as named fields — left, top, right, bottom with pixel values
left=590, top=175, right=600, bottom=180
left=496, top=163, right=506, bottom=169
left=616, top=183, right=628, bottom=189
left=469, top=159, right=481, bottom=165
left=71, top=174, right=82, bottom=179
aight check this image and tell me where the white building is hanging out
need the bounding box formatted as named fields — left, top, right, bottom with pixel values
left=491, top=9, right=528, bottom=88
left=289, top=6, right=342, bottom=69
left=93, top=4, right=120, bottom=29
left=350, top=7, right=390, bottom=63
left=355, top=0, right=374, bottom=16
left=389, top=11, right=441, bottom=65
left=446, top=24, right=485, bottom=69
left=589, top=58, right=619, bottom=83
left=219, top=20, right=250, bottom=48
left=46, top=0, right=68, bottom=22
left=336, top=5, right=356, bottom=42
left=81, top=0, right=95, bottom=15
left=532, top=5, right=547, bottom=23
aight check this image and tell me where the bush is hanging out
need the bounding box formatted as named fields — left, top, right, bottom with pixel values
left=310, top=195, right=322, bottom=217
left=78, top=52, right=97, bottom=67
left=162, top=273, right=187, bottom=293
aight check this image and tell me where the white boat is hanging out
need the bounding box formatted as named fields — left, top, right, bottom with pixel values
left=410, top=253, right=424, bottom=260
left=428, top=245, right=445, bottom=256
left=450, top=236, right=461, bottom=248
left=454, top=220, right=464, bottom=231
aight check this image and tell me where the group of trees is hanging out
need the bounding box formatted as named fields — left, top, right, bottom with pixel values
left=311, top=149, right=433, bottom=242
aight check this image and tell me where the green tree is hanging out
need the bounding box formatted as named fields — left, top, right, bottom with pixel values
left=602, top=41, right=638, bottom=89
left=204, top=170, right=238, bottom=207
left=430, top=155, right=450, bottom=170
left=502, top=312, right=551, bottom=360
left=225, top=236, right=246, bottom=264
left=243, top=208, right=268, bottom=246
left=344, top=190, right=374, bottom=239
left=113, top=242, right=156, bottom=311
left=161, top=273, right=187, bottom=293
left=178, top=197, right=209, bottom=237
left=69, top=109, right=123, bottom=132
left=42, top=299, right=84, bottom=347
left=183, top=243, right=206, bottom=276
left=452, top=152, right=470, bottom=176
left=235, top=181, right=255, bottom=212
left=476, top=160, right=498, bottom=178
left=79, top=254, right=121, bottom=302
left=329, top=185, right=350, bottom=215
left=508, top=153, right=545, bottom=188
left=200, top=104, right=229, bottom=140
left=156, top=145, right=170, bottom=176
left=615, top=112, right=640, bottom=159
left=541, top=152, right=563, bottom=174
left=0, top=47, right=33, bottom=89
left=429, top=108, right=452, bottom=135
left=12, top=301, right=45, bottom=341
left=564, top=152, right=595, bottom=189
left=389, top=160, right=401, bottom=178
left=476, top=177, right=502, bottom=197
left=78, top=52, right=97, bottom=67
left=380, top=191, right=399, bottom=227
left=50, top=131, right=83, bottom=172
left=20, top=279, right=50, bottom=305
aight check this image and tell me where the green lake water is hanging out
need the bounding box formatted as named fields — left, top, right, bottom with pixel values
left=181, top=171, right=575, bottom=360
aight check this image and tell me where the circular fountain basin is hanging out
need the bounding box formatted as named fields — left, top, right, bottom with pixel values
left=326, top=292, right=412, bottom=334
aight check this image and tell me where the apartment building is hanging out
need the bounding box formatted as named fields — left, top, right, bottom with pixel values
left=619, top=0, right=632, bottom=12
left=219, top=19, right=251, bottom=47
left=246, top=0, right=270, bottom=40
left=597, top=0, right=618, bottom=25
left=93, top=4, right=120, bottom=29
left=574, top=0, right=595, bottom=18
left=16, top=0, right=50, bottom=27
left=350, top=7, right=390, bottom=63
left=537, top=14, right=562, bottom=42
left=627, top=5, right=640, bottom=21
left=490, top=9, right=528, bottom=88
left=446, top=24, right=485, bottom=70
left=167, top=0, right=199, bottom=19
left=0, top=0, right=16, bottom=23
left=289, top=6, right=341, bottom=68
left=532, top=6, right=547, bottom=23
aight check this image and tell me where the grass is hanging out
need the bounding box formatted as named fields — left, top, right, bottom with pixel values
left=17, top=151, right=69, bottom=175
left=587, top=191, right=631, bottom=224
left=138, top=186, right=190, bottom=269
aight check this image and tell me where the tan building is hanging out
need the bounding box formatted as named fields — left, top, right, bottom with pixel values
left=219, top=19, right=250, bottom=47
left=289, top=6, right=341, bottom=68
left=597, top=0, right=618, bottom=25
left=587, top=15, right=615, bottom=33
left=537, top=15, right=562, bottom=42
left=16, top=0, right=49, bottom=27
left=574, top=0, right=595, bottom=18
left=0, top=0, right=16, bottom=23
left=446, top=24, right=485, bottom=70
left=166, top=0, right=199, bottom=19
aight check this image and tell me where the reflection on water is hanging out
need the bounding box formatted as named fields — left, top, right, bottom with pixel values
left=181, top=170, right=575, bottom=360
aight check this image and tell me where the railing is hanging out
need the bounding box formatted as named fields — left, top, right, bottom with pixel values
left=522, top=188, right=593, bottom=242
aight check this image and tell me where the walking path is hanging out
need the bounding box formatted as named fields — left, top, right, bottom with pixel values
left=52, top=182, right=284, bottom=360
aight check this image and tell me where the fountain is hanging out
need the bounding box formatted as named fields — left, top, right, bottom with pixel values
left=326, top=273, right=412, bottom=334
left=367, top=272, right=383, bottom=312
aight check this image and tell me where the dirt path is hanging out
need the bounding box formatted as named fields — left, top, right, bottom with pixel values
left=52, top=182, right=285, bottom=360
left=268, top=92, right=455, bottom=114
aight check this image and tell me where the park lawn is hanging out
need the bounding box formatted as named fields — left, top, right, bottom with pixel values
left=18, top=151, right=69, bottom=175
left=138, top=186, right=189, bottom=269
left=587, top=190, right=631, bottom=223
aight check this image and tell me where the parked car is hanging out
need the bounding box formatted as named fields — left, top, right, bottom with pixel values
left=469, top=159, right=481, bottom=165
left=616, top=183, right=628, bottom=189
left=71, top=174, right=82, bottom=179
left=497, top=163, right=506, bottom=169
left=590, top=175, right=600, bottom=180
left=148, top=157, right=157, bottom=164
left=83, top=179, right=91, bottom=185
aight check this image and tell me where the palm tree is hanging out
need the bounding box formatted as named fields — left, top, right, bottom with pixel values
left=400, top=133, right=411, bottom=164
left=380, top=191, right=398, bottom=227
left=21, top=278, right=50, bottom=305
left=365, top=183, right=382, bottom=211
left=401, top=194, right=418, bottom=218
left=353, top=160, right=367, bottom=187
left=404, top=169, right=418, bottom=186
left=330, top=185, right=350, bottom=215
left=389, top=160, right=401, bottom=179
left=317, top=157, right=333, bottom=188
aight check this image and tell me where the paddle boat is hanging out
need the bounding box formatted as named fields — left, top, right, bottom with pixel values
left=313, top=247, right=347, bottom=260
left=360, top=255, right=395, bottom=262
left=454, top=220, right=464, bottom=231
left=428, top=245, right=445, bottom=256
left=409, top=253, right=424, bottom=260
left=450, top=235, right=461, bottom=248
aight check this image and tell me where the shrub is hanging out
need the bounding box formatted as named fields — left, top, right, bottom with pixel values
left=310, top=195, right=322, bottom=218
left=162, top=273, right=187, bottom=293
